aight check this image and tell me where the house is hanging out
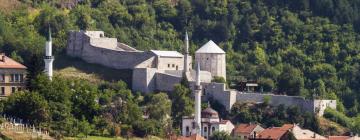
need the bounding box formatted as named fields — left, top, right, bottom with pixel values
left=233, top=123, right=264, bottom=140
left=250, top=124, right=294, bottom=140
left=0, top=53, right=27, bottom=98
left=289, top=124, right=327, bottom=140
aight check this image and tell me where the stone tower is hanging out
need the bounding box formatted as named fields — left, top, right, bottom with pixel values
left=194, top=63, right=202, bottom=134
left=195, top=40, right=226, bottom=80
left=44, top=27, right=54, bottom=81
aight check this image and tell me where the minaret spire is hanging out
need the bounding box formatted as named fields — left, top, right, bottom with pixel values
left=194, top=63, right=201, bottom=134
left=44, top=26, right=54, bottom=81
left=184, top=31, right=190, bottom=72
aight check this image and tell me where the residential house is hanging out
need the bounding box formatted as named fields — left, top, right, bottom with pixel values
left=233, top=123, right=264, bottom=140
left=0, top=54, right=26, bottom=98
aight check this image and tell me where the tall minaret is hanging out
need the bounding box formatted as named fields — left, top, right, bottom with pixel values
left=194, top=63, right=202, bottom=134
left=44, top=26, right=54, bottom=81
left=184, top=31, right=189, bottom=72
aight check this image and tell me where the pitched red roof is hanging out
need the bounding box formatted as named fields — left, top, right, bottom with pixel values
left=280, top=124, right=295, bottom=131
left=234, top=124, right=259, bottom=134
left=0, top=54, right=26, bottom=69
left=328, top=136, right=351, bottom=140
left=256, top=127, right=287, bottom=139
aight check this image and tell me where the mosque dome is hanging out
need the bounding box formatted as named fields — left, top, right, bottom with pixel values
left=201, top=107, right=219, bottom=118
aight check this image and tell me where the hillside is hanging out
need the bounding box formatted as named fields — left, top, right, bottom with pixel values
left=1, top=0, right=360, bottom=137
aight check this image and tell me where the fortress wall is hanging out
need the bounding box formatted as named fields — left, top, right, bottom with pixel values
left=155, top=72, right=182, bottom=92
left=314, top=100, right=337, bottom=116
left=67, top=31, right=90, bottom=57
left=67, top=31, right=155, bottom=69
left=90, top=38, right=118, bottom=49
left=205, top=83, right=237, bottom=110
left=80, top=46, right=153, bottom=69
left=132, top=68, right=157, bottom=93
left=236, top=93, right=316, bottom=113
left=84, top=31, right=104, bottom=38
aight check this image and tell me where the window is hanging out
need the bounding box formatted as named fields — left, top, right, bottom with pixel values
left=204, top=127, right=207, bottom=132
left=1, top=87, right=4, bottom=95
left=168, top=64, right=170, bottom=67
left=192, top=122, right=196, bottom=129
left=10, top=74, right=14, bottom=82
left=0, top=74, right=4, bottom=82
left=176, top=66, right=178, bottom=70
left=11, top=87, right=16, bottom=93
left=15, top=74, right=19, bottom=82
left=212, top=127, right=215, bottom=133
left=20, top=74, right=24, bottom=82
left=172, top=64, right=175, bottom=67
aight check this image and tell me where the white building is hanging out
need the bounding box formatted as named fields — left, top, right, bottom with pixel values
left=182, top=105, right=234, bottom=139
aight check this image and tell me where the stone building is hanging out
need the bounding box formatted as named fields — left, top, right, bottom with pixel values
left=0, top=54, right=27, bottom=98
left=66, top=30, right=337, bottom=117
left=67, top=30, right=212, bottom=93
left=195, top=40, right=226, bottom=80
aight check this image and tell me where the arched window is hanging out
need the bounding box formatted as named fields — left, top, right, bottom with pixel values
left=212, top=127, right=216, bottom=133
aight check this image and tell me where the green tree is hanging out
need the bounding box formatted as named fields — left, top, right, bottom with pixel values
left=170, top=84, right=193, bottom=127
left=277, top=65, right=304, bottom=96
left=4, top=91, right=49, bottom=125
left=210, top=131, right=232, bottom=140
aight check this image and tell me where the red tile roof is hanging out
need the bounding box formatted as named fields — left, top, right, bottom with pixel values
left=257, top=128, right=287, bottom=140
left=0, top=54, right=26, bottom=69
left=280, top=124, right=295, bottom=131
left=328, top=136, right=351, bottom=140
left=234, top=124, right=259, bottom=134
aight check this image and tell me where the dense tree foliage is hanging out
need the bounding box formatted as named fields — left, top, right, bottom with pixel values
left=2, top=0, right=360, bottom=137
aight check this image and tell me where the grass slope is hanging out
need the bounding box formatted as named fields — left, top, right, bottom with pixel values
left=54, top=54, right=133, bottom=86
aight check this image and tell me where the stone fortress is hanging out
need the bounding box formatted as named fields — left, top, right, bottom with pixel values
left=66, top=30, right=336, bottom=116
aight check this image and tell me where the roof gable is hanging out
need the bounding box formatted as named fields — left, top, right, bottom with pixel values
left=0, top=55, right=26, bottom=69
left=234, top=124, right=260, bottom=134
left=195, top=40, right=225, bottom=54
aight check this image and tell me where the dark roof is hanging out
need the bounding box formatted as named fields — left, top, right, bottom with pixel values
left=202, top=107, right=218, bottom=115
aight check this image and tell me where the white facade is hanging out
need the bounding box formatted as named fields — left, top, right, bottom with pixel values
left=182, top=107, right=234, bottom=139
left=195, top=40, right=226, bottom=80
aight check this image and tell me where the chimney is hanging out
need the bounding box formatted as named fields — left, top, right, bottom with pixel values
left=0, top=53, right=5, bottom=62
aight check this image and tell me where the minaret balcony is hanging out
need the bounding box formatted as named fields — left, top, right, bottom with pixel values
left=44, top=56, right=54, bottom=59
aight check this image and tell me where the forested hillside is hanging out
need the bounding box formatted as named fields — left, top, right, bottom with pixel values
left=1, top=0, right=360, bottom=137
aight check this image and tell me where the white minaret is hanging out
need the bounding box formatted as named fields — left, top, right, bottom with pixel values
left=194, top=63, right=202, bottom=134
left=44, top=26, right=54, bottom=81
left=184, top=31, right=190, bottom=72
